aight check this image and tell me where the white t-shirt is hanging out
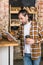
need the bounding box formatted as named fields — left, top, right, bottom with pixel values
left=24, top=22, right=31, bottom=53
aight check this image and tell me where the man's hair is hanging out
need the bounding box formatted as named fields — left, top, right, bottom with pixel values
left=18, top=9, right=29, bottom=17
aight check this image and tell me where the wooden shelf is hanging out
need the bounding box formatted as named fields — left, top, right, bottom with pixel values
left=0, top=40, right=19, bottom=47
left=10, top=10, right=37, bottom=14
left=10, top=5, right=21, bottom=14
left=10, top=11, right=19, bottom=14
left=10, top=23, right=20, bottom=26
left=28, top=11, right=37, bottom=14
left=23, top=7, right=37, bottom=14
left=10, top=5, right=37, bottom=14
left=10, top=19, right=21, bottom=26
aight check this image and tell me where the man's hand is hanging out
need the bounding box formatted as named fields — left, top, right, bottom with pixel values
left=25, top=38, right=35, bottom=45
left=7, top=34, right=14, bottom=41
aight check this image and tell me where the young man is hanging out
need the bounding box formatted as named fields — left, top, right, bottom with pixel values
left=18, top=9, right=43, bottom=65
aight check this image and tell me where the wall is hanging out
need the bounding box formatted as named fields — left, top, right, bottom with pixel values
left=35, top=0, right=43, bottom=27
left=0, top=0, right=9, bottom=33
left=0, top=1, right=9, bottom=65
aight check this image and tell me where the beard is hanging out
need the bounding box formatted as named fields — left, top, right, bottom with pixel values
left=22, top=21, right=27, bottom=25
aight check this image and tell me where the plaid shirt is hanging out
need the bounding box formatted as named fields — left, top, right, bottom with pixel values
left=17, top=21, right=43, bottom=60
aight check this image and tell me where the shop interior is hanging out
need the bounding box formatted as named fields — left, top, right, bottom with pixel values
left=0, top=0, right=43, bottom=65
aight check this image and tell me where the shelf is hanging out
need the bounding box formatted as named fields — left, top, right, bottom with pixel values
left=23, top=7, right=37, bottom=14
left=0, top=39, right=19, bottom=47
left=28, top=12, right=37, bottom=14
left=10, top=10, right=37, bottom=14
left=10, top=5, right=37, bottom=14
left=10, top=6, right=21, bottom=14
left=10, top=19, right=21, bottom=26
left=10, top=11, right=19, bottom=14
left=10, top=23, right=21, bottom=26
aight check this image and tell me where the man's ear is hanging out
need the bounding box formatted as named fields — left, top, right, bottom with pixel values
left=25, top=15, right=28, bottom=20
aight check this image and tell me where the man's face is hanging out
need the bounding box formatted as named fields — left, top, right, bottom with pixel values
left=18, top=13, right=28, bottom=25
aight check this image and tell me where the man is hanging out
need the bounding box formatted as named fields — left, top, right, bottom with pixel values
left=18, top=9, right=43, bottom=65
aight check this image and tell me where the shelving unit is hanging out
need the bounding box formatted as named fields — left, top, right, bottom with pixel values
left=10, top=5, right=37, bottom=32
left=10, top=5, right=37, bottom=31
left=9, top=5, right=37, bottom=32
